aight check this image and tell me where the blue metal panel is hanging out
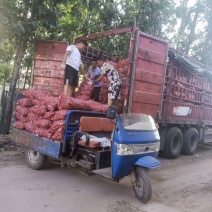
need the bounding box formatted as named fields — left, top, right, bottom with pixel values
left=11, top=129, right=61, bottom=159
left=111, top=141, right=159, bottom=179
left=113, top=117, right=160, bottom=144
left=134, top=156, right=161, bottom=168
left=62, top=110, right=106, bottom=152
left=111, top=118, right=160, bottom=179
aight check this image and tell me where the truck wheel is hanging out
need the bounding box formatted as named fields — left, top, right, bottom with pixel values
left=182, top=128, right=199, bottom=155
left=163, top=127, right=183, bottom=159
left=25, top=149, right=47, bottom=170
left=132, top=167, right=152, bottom=203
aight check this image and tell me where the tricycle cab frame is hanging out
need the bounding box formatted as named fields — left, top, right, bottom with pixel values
left=68, top=111, right=160, bottom=178
left=111, top=114, right=160, bottom=179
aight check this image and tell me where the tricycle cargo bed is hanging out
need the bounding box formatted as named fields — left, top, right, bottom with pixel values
left=11, top=128, right=61, bottom=159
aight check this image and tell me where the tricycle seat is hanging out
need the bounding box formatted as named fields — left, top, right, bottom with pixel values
left=78, top=117, right=115, bottom=149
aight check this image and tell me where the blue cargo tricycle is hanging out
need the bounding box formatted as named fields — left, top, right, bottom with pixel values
left=12, top=106, right=161, bottom=203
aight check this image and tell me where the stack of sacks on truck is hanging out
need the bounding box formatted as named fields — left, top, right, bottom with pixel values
left=116, top=59, right=129, bottom=113
left=14, top=89, right=109, bottom=141
left=75, top=79, right=94, bottom=100
left=99, top=77, right=109, bottom=104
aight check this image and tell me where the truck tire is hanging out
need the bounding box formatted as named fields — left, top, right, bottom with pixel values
left=163, top=127, right=183, bottom=159
left=132, top=167, right=152, bottom=203
left=182, top=128, right=199, bottom=155
left=25, top=149, right=47, bottom=170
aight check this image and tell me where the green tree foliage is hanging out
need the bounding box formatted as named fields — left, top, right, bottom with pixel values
left=1, top=0, right=212, bottom=133
left=0, top=63, right=12, bottom=88
left=57, top=0, right=173, bottom=58
left=0, top=0, right=69, bottom=133
left=169, top=0, right=212, bottom=66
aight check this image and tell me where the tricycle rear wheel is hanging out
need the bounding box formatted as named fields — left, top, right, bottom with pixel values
left=132, top=167, right=152, bottom=203
left=25, top=149, right=47, bottom=170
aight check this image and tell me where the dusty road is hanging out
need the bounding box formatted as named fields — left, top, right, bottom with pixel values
left=1, top=145, right=212, bottom=212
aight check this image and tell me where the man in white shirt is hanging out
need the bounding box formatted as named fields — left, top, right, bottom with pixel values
left=61, top=41, right=87, bottom=96
left=94, top=57, right=121, bottom=106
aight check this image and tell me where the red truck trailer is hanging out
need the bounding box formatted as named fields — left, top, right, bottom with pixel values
left=31, top=26, right=212, bottom=159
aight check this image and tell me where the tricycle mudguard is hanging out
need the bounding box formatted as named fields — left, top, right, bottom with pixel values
left=135, top=156, right=161, bottom=169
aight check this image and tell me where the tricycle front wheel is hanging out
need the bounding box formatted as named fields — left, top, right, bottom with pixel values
left=25, top=149, right=47, bottom=170
left=132, top=167, right=152, bottom=203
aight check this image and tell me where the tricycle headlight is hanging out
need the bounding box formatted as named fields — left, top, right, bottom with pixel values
left=117, top=144, right=134, bottom=155
left=155, top=142, right=160, bottom=152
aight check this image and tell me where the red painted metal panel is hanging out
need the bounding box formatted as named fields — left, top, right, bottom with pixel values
left=134, top=81, right=161, bottom=94
left=203, top=107, right=212, bottom=121
left=133, top=91, right=161, bottom=105
left=168, top=64, right=203, bottom=89
left=131, top=103, right=159, bottom=117
left=135, top=70, right=163, bottom=85
left=162, top=61, right=212, bottom=124
left=138, top=35, right=168, bottom=54
left=137, top=48, right=166, bottom=65
left=162, top=100, right=201, bottom=122
left=130, top=32, right=168, bottom=117
left=136, top=60, right=164, bottom=75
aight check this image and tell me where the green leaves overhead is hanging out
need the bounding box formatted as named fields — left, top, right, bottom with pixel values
left=169, top=0, right=212, bottom=66
left=0, top=63, right=12, bottom=84
left=0, top=0, right=212, bottom=66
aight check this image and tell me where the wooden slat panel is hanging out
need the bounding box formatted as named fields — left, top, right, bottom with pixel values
left=32, top=85, right=63, bottom=96
left=32, top=76, right=64, bottom=87
left=35, top=41, right=68, bottom=54
left=34, top=60, right=62, bottom=69
left=32, top=41, right=67, bottom=96
left=35, top=52, right=64, bottom=61
left=33, top=69, right=64, bottom=79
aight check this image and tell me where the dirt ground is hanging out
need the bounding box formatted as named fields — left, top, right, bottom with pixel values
left=1, top=143, right=212, bottom=212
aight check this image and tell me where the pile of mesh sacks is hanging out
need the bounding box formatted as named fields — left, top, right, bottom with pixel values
left=13, top=59, right=129, bottom=140
left=14, top=88, right=108, bottom=141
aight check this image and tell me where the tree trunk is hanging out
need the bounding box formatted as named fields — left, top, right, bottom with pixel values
left=23, top=65, right=30, bottom=90
left=3, top=38, right=27, bottom=134
left=18, top=68, right=22, bottom=89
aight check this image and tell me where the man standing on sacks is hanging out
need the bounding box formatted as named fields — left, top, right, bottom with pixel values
left=61, top=41, right=87, bottom=97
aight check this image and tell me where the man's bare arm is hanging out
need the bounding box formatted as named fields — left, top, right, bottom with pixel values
left=80, top=64, right=87, bottom=78
left=88, top=70, right=90, bottom=78
left=94, top=74, right=104, bottom=83
left=61, top=51, right=70, bottom=67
